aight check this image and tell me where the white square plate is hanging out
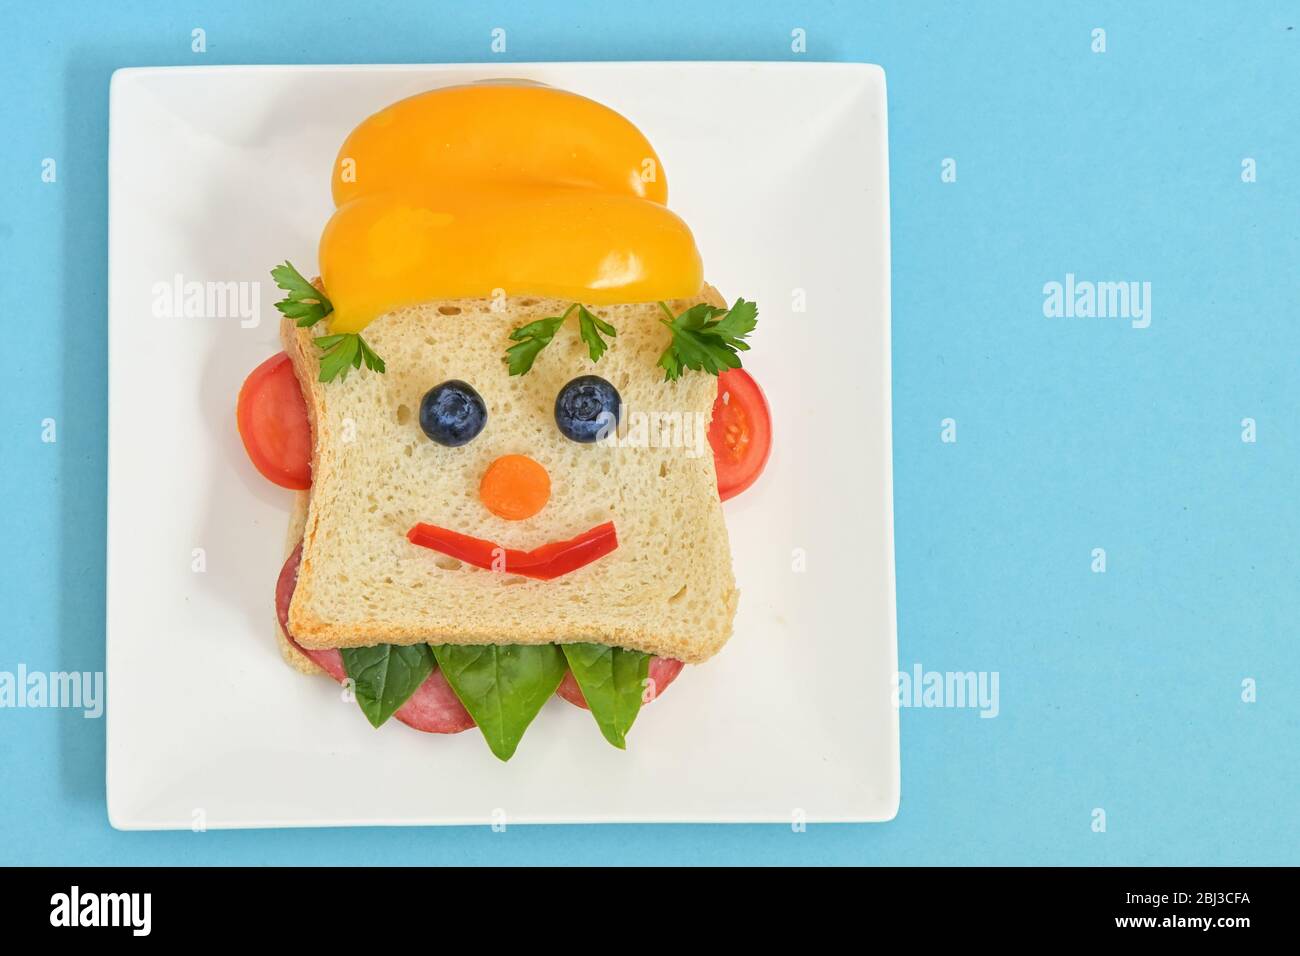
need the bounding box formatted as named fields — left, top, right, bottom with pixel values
left=106, top=62, right=896, bottom=828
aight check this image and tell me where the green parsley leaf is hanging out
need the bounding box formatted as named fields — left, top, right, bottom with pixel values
left=505, top=303, right=623, bottom=374
left=655, top=298, right=759, bottom=381
left=271, top=261, right=333, bottom=327
left=505, top=305, right=573, bottom=375
left=315, top=332, right=385, bottom=383
left=576, top=305, right=617, bottom=362
left=712, top=298, right=757, bottom=348
left=356, top=335, right=386, bottom=374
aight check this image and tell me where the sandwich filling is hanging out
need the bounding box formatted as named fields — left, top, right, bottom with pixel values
left=275, top=538, right=683, bottom=735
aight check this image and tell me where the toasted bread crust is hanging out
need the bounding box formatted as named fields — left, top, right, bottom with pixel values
left=274, top=490, right=324, bottom=676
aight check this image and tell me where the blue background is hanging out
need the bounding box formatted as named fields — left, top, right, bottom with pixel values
left=2, top=0, right=1297, bottom=865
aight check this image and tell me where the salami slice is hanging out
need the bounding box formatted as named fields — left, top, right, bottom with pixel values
left=276, top=542, right=474, bottom=734
left=556, top=655, right=685, bottom=710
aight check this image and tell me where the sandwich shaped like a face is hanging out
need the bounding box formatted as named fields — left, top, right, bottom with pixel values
left=285, top=292, right=739, bottom=664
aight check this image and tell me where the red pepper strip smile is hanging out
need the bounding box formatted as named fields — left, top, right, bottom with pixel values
left=407, top=521, right=618, bottom=581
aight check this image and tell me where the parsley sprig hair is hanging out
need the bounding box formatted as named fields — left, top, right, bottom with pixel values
left=656, top=298, right=757, bottom=381
left=271, top=261, right=386, bottom=383
left=506, top=303, right=617, bottom=375
left=314, top=332, right=386, bottom=382
left=271, top=262, right=333, bottom=326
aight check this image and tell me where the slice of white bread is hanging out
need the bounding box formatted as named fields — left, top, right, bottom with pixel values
left=274, top=490, right=324, bottom=675
left=283, top=288, right=738, bottom=664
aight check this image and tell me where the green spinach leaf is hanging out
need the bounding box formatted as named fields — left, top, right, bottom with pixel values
left=430, top=644, right=567, bottom=761
left=340, top=644, right=435, bottom=728
left=561, top=643, right=650, bottom=749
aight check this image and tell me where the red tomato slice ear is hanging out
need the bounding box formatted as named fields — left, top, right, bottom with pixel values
left=237, top=352, right=312, bottom=490
left=708, top=368, right=771, bottom=501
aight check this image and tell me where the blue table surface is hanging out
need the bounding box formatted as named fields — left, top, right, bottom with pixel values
left=2, top=0, right=1297, bottom=866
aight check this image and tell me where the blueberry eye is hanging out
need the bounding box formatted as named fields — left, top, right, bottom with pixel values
left=419, top=380, right=487, bottom=446
left=554, top=375, right=621, bottom=443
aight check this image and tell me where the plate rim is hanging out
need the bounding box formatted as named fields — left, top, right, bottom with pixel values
left=105, top=60, right=897, bottom=829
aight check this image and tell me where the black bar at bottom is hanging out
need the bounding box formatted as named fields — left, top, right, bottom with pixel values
left=0, top=865, right=1282, bottom=940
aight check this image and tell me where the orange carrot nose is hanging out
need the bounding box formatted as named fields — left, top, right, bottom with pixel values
left=479, top=454, right=551, bottom=520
